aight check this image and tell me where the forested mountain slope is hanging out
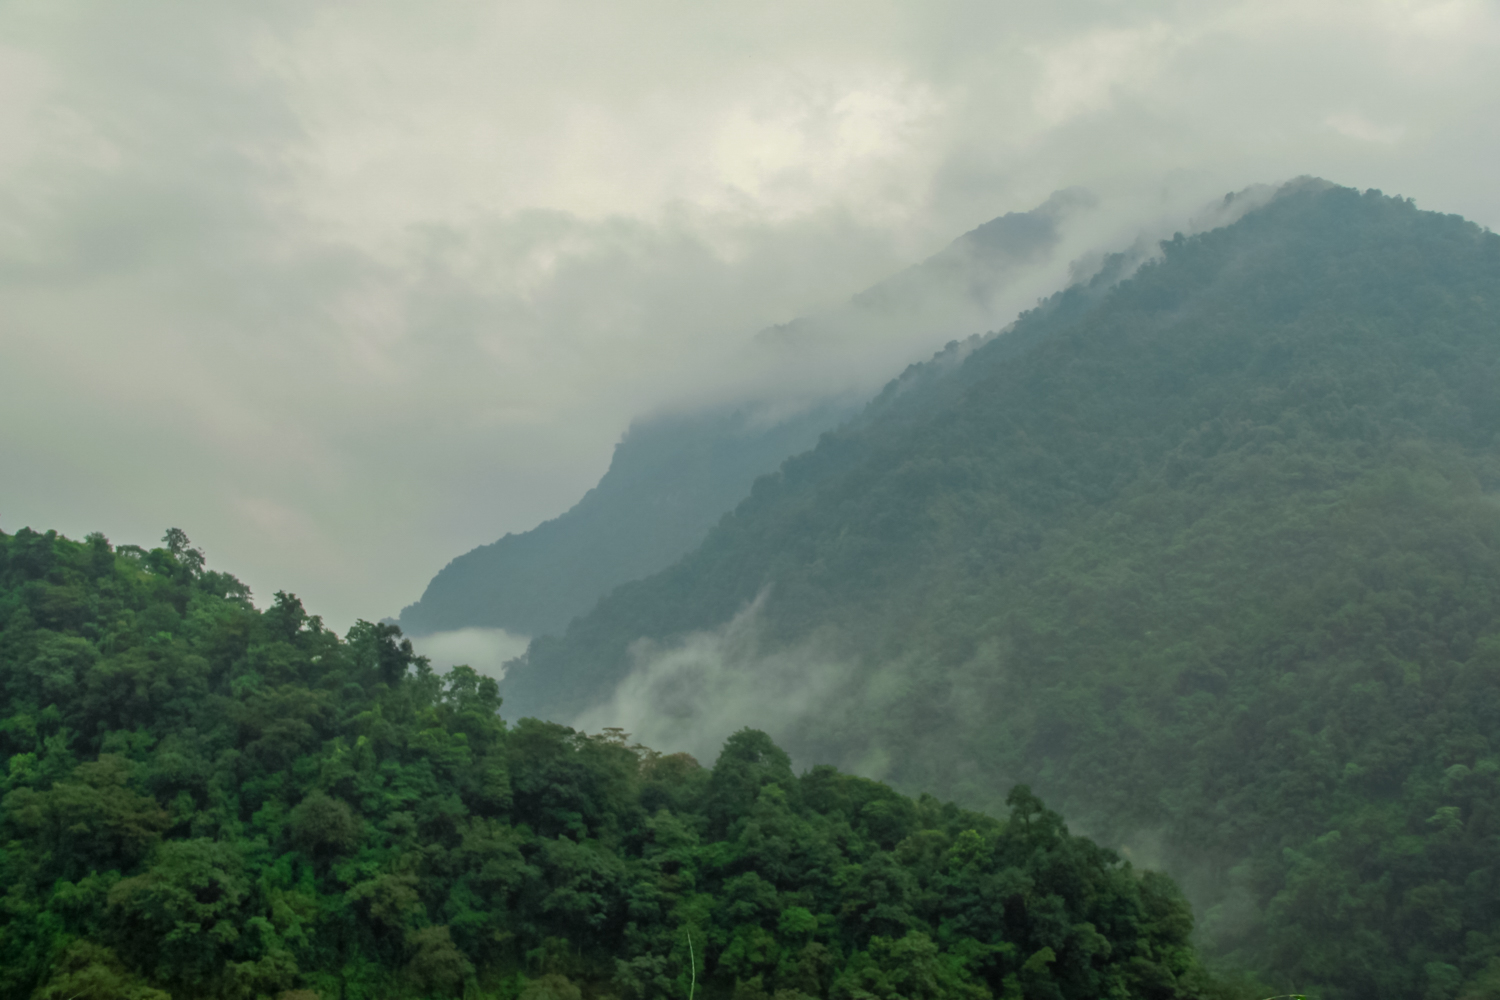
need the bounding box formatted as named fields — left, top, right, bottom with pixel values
left=0, top=529, right=1223, bottom=1000
left=501, top=182, right=1500, bottom=1000
left=397, top=402, right=858, bottom=638
left=397, top=191, right=1092, bottom=640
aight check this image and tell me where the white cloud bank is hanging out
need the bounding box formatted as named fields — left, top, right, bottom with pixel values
left=409, top=627, right=529, bottom=684
left=1, top=0, right=1497, bottom=629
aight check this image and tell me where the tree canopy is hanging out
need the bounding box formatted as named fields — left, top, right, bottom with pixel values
left=0, top=528, right=1222, bottom=999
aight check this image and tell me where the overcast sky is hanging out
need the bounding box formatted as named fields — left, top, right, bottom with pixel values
left=2, top=0, right=1497, bottom=629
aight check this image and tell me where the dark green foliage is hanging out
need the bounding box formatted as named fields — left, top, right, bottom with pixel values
left=32, top=940, right=170, bottom=1000
left=501, top=183, right=1500, bottom=999
left=0, top=528, right=1215, bottom=999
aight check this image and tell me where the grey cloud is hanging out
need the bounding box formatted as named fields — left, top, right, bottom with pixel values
left=1, top=0, right=1496, bottom=630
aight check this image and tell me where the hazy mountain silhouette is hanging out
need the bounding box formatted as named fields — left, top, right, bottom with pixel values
left=397, top=190, right=1095, bottom=638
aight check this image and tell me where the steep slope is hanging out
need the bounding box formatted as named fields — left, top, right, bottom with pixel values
left=396, top=191, right=1095, bottom=639
left=502, top=182, right=1500, bottom=999
left=396, top=401, right=858, bottom=638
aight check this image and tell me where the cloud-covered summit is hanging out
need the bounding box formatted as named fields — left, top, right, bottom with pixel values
left=1, top=0, right=1496, bottom=628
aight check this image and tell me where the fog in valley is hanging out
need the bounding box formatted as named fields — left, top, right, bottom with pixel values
left=407, top=626, right=528, bottom=683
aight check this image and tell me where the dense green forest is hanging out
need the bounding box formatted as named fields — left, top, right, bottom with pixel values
left=0, top=527, right=1227, bottom=999
left=502, top=182, right=1500, bottom=1000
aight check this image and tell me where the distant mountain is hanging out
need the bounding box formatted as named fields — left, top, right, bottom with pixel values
left=396, top=401, right=860, bottom=638
left=397, top=190, right=1097, bottom=639
left=757, top=186, right=1097, bottom=354
left=501, top=181, right=1500, bottom=999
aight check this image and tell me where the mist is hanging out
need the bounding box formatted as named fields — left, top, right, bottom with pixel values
left=408, top=627, right=529, bottom=683
left=569, top=593, right=855, bottom=767
left=2, top=0, right=1497, bottom=630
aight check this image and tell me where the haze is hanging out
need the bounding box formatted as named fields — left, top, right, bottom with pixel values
left=2, top=0, right=1496, bottom=628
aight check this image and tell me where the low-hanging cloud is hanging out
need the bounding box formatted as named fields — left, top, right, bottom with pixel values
left=569, top=593, right=856, bottom=767
left=1, top=0, right=1497, bottom=630
left=563, top=593, right=1016, bottom=793
left=409, top=627, right=530, bottom=684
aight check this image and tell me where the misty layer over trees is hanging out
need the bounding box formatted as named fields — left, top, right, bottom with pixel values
left=396, top=191, right=1097, bottom=642
left=500, top=182, right=1500, bottom=1000
left=10, top=179, right=1500, bottom=1000
left=0, top=530, right=1223, bottom=1000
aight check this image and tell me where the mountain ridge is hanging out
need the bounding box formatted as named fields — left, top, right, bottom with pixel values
left=396, top=189, right=1101, bottom=640
left=499, top=180, right=1500, bottom=999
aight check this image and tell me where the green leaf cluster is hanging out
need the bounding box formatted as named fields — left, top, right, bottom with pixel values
left=0, top=528, right=1222, bottom=999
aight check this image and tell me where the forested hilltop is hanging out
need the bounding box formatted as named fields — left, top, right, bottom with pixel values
left=0, top=528, right=1227, bottom=1000
left=502, top=182, right=1500, bottom=1000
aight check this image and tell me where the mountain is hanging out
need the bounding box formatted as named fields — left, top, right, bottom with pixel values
left=396, top=190, right=1097, bottom=640
left=0, top=528, right=1226, bottom=1000
left=396, top=401, right=860, bottom=638
left=756, top=187, right=1097, bottom=355
left=501, top=181, right=1500, bottom=999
